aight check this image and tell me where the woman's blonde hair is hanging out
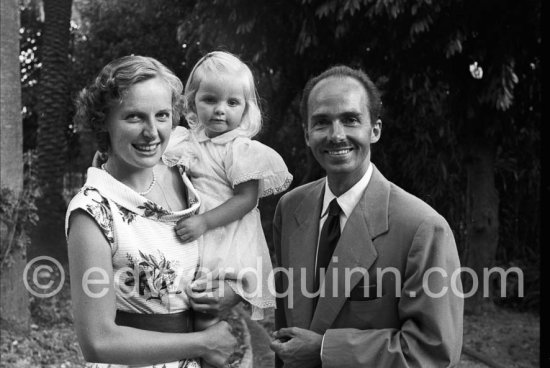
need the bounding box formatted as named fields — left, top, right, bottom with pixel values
left=183, top=51, right=262, bottom=138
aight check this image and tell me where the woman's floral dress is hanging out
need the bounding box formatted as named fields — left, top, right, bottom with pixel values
left=65, top=167, right=202, bottom=368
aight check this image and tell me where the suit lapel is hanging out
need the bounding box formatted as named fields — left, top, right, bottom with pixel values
left=287, top=180, right=324, bottom=329
left=362, top=165, right=390, bottom=240
left=309, top=165, right=390, bottom=333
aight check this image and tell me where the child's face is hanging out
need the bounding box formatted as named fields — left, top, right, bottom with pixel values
left=194, top=73, right=246, bottom=138
left=105, top=77, right=173, bottom=172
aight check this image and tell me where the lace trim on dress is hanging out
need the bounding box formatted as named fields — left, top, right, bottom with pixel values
left=232, top=173, right=293, bottom=198
left=262, top=176, right=293, bottom=197
left=225, top=280, right=275, bottom=321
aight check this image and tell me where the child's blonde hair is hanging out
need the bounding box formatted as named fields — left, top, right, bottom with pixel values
left=183, top=51, right=262, bottom=138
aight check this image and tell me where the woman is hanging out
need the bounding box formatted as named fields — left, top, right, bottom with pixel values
left=66, top=55, right=237, bottom=368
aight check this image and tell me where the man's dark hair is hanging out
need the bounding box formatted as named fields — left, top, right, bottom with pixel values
left=300, top=65, right=382, bottom=127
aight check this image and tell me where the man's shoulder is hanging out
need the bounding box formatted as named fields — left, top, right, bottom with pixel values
left=387, top=181, right=448, bottom=229
left=279, top=177, right=324, bottom=204
left=371, top=166, right=437, bottom=218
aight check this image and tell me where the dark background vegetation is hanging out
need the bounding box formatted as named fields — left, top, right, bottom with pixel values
left=20, top=0, right=540, bottom=308
left=1, top=0, right=541, bottom=365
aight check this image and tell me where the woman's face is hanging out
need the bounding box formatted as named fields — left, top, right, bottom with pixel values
left=105, top=77, right=173, bottom=172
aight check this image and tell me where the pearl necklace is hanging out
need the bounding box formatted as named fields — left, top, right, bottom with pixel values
left=101, top=164, right=157, bottom=196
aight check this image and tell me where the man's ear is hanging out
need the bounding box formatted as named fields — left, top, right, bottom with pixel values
left=371, top=119, right=382, bottom=143
left=303, top=124, right=310, bottom=147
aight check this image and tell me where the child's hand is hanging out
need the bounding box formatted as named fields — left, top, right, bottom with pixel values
left=176, top=215, right=207, bottom=243
left=185, top=279, right=242, bottom=316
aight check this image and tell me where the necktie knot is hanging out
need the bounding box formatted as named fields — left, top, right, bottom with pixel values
left=328, top=199, right=342, bottom=217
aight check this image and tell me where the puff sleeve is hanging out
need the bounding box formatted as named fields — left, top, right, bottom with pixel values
left=225, top=138, right=293, bottom=198
left=162, top=126, right=194, bottom=168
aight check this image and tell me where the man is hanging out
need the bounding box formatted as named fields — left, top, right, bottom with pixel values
left=270, top=66, right=463, bottom=367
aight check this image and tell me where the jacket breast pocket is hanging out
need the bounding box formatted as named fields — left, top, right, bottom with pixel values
left=347, top=283, right=380, bottom=301
left=343, top=293, right=400, bottom=329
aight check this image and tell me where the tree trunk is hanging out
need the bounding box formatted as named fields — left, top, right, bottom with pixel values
left=463, top=136, right=499, bottom=314
left=0, top=0, right=30, bottom=331
left=32, top=0, right=73, bottom=262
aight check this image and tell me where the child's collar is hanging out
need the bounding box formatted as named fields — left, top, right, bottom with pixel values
left=195, top=127, right=250, bottom=144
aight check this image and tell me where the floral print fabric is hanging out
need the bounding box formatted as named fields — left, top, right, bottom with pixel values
left=65, top=167, right=202, bottom=368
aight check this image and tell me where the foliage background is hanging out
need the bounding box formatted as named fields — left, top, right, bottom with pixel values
left=0, top=0, right=541, bottom=366
left=24, top=0, right=535, bottom=310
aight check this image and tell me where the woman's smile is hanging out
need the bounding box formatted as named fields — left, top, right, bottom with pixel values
left=132, top=142, right=161, bottom=154
left=105, top=76, right=173, bottom=174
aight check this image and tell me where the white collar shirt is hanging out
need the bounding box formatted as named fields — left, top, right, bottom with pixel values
left=315, top=162, right=373, bottom=273
left=318, top=162, right=373, bottom=242
left=317, top=162, right=373, bottom=359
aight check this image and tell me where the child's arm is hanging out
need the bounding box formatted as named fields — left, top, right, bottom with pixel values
left=176, top=180, right=259, bottom=243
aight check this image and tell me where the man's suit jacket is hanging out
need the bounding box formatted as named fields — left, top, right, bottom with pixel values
left=273, top=165, right=463, bottom=367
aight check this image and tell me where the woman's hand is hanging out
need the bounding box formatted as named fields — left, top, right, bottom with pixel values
left=176, top=215, right=208, bottom=243
left=201, top=321, right=237, bottom=367
left=186, top=280, right=242, bottom=317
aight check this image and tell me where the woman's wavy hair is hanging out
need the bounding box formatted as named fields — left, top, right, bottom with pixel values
left=183, top=51, right=262, bottom=138
left=73, top=55, right=184, bottom=153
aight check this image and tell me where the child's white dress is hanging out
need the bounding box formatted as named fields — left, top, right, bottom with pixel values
left=164, top=127, right=293, bottom=319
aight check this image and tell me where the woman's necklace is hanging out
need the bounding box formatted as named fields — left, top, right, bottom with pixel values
left=101, top=164, right=157, bottom=196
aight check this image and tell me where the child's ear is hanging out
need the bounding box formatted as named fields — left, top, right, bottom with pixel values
left=187, top=102, right=195, bottom=114
left=183, top=96, right=195, bottom=114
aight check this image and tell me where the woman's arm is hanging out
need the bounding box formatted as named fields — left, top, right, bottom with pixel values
left=68, top=210, right=236, bottom=366
left=176, top=180, right=259, bottom=242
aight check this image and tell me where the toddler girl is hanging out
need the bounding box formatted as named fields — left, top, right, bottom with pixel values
left=163, top=51, right=292, bottom=329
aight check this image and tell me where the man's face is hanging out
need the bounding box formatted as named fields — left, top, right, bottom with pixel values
left=305, top=76, right=381, bottom=185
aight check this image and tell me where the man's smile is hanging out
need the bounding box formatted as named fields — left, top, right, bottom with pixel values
left=325, top=148, right=353, bottom=156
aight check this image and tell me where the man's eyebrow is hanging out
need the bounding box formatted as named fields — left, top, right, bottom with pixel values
left=342, top=108, right=363, bottom=115
left=311, top=110, right=362, bottom=118
left=310, top=112, right=330, bottom=119
left=342, top=111, right=361, bottom=116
